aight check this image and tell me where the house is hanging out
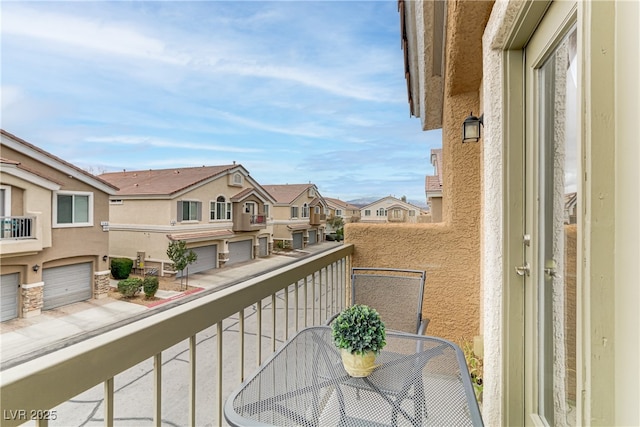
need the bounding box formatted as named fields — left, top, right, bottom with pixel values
left=388, top=0, right=638, bottom=425
left=99, top=164, right=275, bottom=276
left=358, top=196, right=425, bottom=224
left=324, top=197, right=361, bottom=233
left=0, top=130, right=118, bottom=321
left=425, top=148, right=443, bottom=222
left=262, top=184, right=327, bottom=249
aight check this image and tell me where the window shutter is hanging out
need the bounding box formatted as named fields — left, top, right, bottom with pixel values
left=177, top=201, right=183, bottom=222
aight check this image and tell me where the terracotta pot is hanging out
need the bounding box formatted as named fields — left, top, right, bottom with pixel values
left=340, top=348, right=378, bottom=377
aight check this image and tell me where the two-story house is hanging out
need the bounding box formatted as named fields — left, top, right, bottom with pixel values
left=262, top=184, right=327, bottom=250
left=359, top=196, right=425, bottom=224
left=324, top=197, right=361, bottom=232
left=1, top=130, right=118, bottom=321
left=99, top=164, right=275, bottom=277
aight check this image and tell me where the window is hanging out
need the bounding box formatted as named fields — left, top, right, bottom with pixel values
left=263, top=204, right=270, bottom=218
left=291, top=206, right=299, bottom=218
left=392, top=209, right=402, bottom=219
left=110, top=199, right=123, bottom=205
left=336, top=209, right=343, bottom=216
left=54, top=191, right=93, bottom=227
left=210, top=196, right=231, bottom=220
left=376, top=208, right=387, bottom=216
left=302, top=203, right=309, bottom=218
left=364, top=210, right=371, bottom=216
left=178, top=200, right=201, bottom=222
left=233, top=173, right=243, bottom=185
left=409, top=210, right=415, bottom=217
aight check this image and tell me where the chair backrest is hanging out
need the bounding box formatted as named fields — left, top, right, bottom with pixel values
left=350, top=267, right=426, bottom=334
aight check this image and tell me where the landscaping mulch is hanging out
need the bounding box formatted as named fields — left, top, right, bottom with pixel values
left=109, top=274, right=200, bottom=307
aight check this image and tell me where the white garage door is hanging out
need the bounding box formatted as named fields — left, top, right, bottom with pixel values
left=178, top=245, right=217, bottom=277
left=292, top=232, right=304, bottom=249
left=1, top=273, right=19, bottom=322
left=43, top=263, right=92, bottom=310
left=228, top=240, right=253, bottom=265
left=258, top=237, right=268, bottom=257
left=308, top=230, right=317, bottom=245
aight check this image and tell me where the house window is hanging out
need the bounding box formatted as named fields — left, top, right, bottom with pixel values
left=54, top=191, right=93, bottom=227
left=364, top=210, right=371, bottom=216
left=178, top=200, right=201, bottom=222
left=233, top=173, right=243, bottom=185
left=409, top=210, right=415, bottom=217
left=302, top=204, right=310, bottom=218
left=211, top=196, right=231, bottom=220
left=263, top=204, right=270, bottom=218
left=392, top=209, right=402, bottom=218
left=291, top=206, right=299, bottom=218
left=376, top=208, right=387, bottom=216
left=336, top=209, right=343, bottom=216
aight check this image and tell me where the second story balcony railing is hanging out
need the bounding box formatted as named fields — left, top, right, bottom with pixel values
left=233, top=213, right=267, bottom=232
left=0, top=244, right=354, bottom=427
left=0, top=216, right=36, bottom=240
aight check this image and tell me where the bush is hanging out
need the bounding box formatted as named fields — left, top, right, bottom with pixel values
left=117, top=278, right=142, bottom=298
left=143, top=276, right=159, bottom=299
left=331, top=304, right=386, bottom=355
left=111, top=258, right=133, bottom=280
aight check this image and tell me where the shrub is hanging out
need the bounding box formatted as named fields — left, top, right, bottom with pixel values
left=111, top=258, right=133, bottom=280
left=331, top=304, right=386, bottom=355
left=143, top=276, right=159, bottom=299
left=117, top=278, right=142, bottom=298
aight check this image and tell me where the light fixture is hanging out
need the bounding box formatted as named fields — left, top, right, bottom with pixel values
left=103, top=255, right=108, bottom=262
left=462, top=112, right=484, bottom=143
left=32, top=264, right=40, bottom=272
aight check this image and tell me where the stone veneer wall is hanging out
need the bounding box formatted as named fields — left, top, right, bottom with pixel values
left=94, top=270, right=111, bottom=299
left=21, top=281, right=43, bottom=318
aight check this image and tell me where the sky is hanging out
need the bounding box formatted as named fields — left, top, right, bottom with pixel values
left=1, top=0, right=441, bottom=205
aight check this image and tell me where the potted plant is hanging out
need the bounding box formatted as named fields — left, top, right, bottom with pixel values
left=331, top=304, right=386, bottom=377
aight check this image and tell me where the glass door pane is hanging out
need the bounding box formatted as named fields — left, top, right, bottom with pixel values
left=536, top=26, right=577, bottom=426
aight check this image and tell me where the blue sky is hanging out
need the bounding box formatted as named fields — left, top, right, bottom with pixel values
left=1, top=1, right=441, bottom=204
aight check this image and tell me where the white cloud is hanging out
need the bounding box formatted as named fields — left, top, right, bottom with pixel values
left=84, top=135, right=262, bottom=154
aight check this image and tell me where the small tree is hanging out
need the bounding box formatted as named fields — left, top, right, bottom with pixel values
left=166, top=240, right=198, bottom=290
left=326, top=215, right=344, bottom=233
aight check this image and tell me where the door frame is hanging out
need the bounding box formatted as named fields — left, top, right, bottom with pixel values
left=501, top=0, right=577, bottom=425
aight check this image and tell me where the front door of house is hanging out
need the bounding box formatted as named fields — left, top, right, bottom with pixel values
left=523, top=2, right=578, bottom=425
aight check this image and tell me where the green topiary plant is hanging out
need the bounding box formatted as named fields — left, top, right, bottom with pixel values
left=111, top=258, right=133, bottom=280
left=331, top=304, right=386, bottom=355
left=117, top=278, right=142, bottom=298
left=143, top=276, right=159, bottom=299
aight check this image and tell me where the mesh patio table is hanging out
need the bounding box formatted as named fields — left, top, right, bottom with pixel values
left=224, top=326, right=483, bottom=426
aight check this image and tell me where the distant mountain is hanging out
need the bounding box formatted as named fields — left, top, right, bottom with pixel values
left=346, top=197, right=428, bottom=209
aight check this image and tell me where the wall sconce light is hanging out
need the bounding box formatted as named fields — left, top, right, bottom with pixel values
left=32, top=264, right=40, bottom=272
left=103, top=255, right=108, bottom=262
left=462, top=112, right=484, bottom=143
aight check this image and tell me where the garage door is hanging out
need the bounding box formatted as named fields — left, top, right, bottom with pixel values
left=178, top=245, right=217, bottom=277
left=292, top=232, right=303, bottom=249
left=1, top=273, right=19, bottom=322
left=258, top=237, right=268, bottom=257
left=308, top=230, right=317, bottom=245
left=228, top=240, right=252, bottom=265
left=43, top=263, right=92, bottom=310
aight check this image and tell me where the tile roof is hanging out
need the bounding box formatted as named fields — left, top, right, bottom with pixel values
left=100, top=165, right=238, bottom=196
left=262, top=184, right=315, bottom=204
left=325, top=197, right=360, bottom=211
left=425, top=148, right=443, bottom=193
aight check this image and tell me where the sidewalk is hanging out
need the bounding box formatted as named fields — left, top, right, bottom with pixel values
left=0, top=242, right=342, bottom=368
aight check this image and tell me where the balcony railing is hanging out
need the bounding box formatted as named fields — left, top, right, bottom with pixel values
left=233, top=213, right=267, bottom=231
left=0, top=216, right=35, bottom=240
left=0, top=244, right=354, bottom=427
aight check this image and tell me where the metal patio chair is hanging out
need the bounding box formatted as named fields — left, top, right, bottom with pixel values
left=328, top=267, right=429, bottom=335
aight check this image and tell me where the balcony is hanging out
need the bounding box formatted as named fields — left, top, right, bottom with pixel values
left=0, top=244, right=353, bottom=427
left=309, top=212, right=326, bottom=225
left=0, top=216, right=35, bottom=240
left=232, top=213, right=267, bottom=232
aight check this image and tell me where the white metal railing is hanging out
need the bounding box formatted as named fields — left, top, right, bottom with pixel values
left=0, top=216, right=35, bottom=240
left=0, top=244, right=353, bottom=427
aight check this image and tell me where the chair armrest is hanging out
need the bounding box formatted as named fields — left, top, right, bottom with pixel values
left=325, top=312, right=339, bottom=326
